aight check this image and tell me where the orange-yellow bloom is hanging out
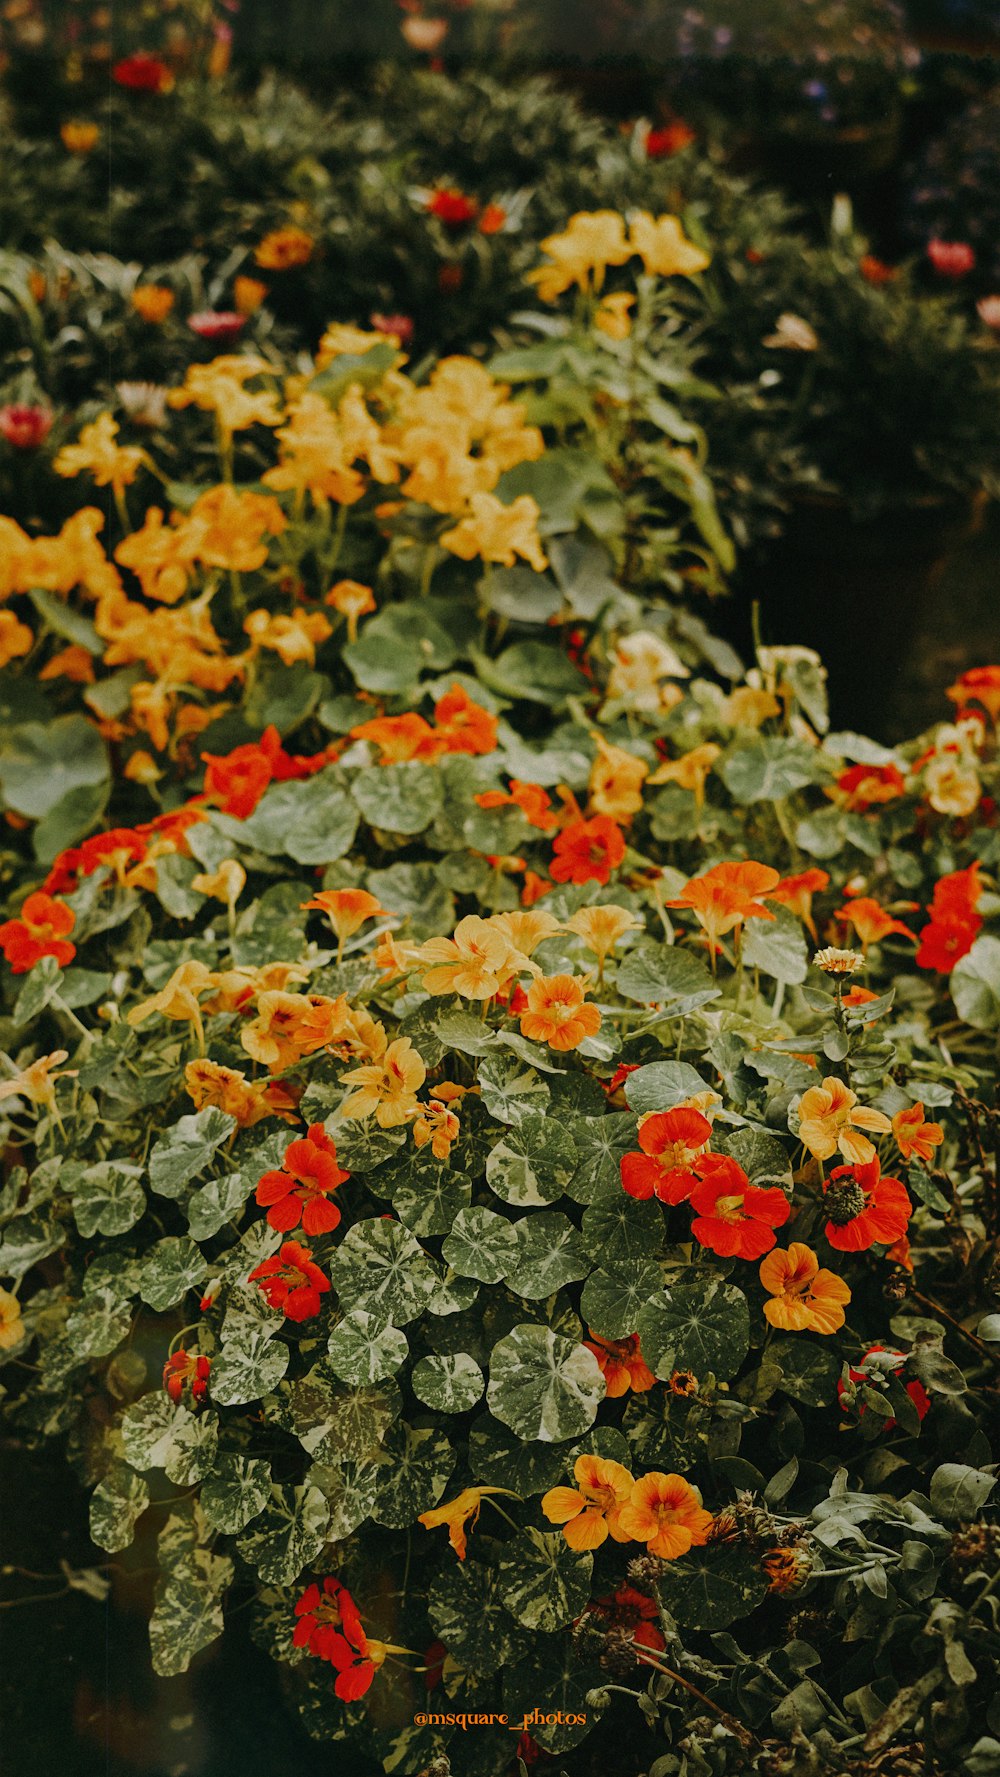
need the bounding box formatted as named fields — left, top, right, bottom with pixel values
left=126, top=960, right=218, bottom=1050
left=339, top=1037, right=426, bottom=1127
left=628, top=212, right=710, bottom=278
left=666, top=860, right=780, bottom=953
left=185, top=1059, right=300, bottom=1128
left=440, top=492, right=548, bottom=572
left=648, top=742, right=721, bottom=807
left=416, top=916, right=528, bottom=1000
left=542, top=1455, right=635, bottom=1551
left=254, top=226, right=315, bottom=271
left=54, top=413, right=146, bottom=497
left=0, top=1288, right=24, bottom=1351
left=241, top=991, right=348, bottom=1071
left=836, top=897, right=918, bottom=949
left=0, top=1050, right=75, bottom=1115
left=244, top=608, right=331, bottom=667
left=618, top=1472, right=713, bottom=1559
left=527, top=211, right=632, bottom=301
left=412, top=1099, right=461, bottom=1159
left=191, top=859, right=246, bottom=909
left=326, top=579, right=376, bottom=641
left=234, top=275, right=268, bottom=315
left=759, top=1243, right=850, bottom=1334
left=0, top=610, right=33, bottom=669
left=796, top=1076, right=891, bottom=1166
left=588, top=734, right=648, bottom=823
left=131, top=284, right=175, bottom=324
left=519, top=973, right=601, bottom=1052
left=61, top=120, right=99, bottom=154
left=301, top=888, right=390, bottom=959
left=418, top=1486, right=517, bottom=1560
left=892, top=1102, right=944, bottom=1165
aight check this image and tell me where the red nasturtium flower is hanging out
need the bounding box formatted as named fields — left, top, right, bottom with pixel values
left=837, top=1346, right=930, bottom=1428
left=112, top=53, right=174, bottom=91
left=433, top=682, right=498, bottom=755
left=293, top=1576, right=404, bottom=1700
left=202, top=725, right=327, bottom=818
left=926, top=239, right=975, bottom=278
left=645, top=120, right=695, bottom=157
left=620, top=1107, right=712, bottom=1203
left=583, top=1331, right=656, bottom=1398
left=255, top=1125, right=350, bottom=1235
left=425, top=187, right=479, bottom=226
left=822, top=1157, right=912, bottom=1252
left=248, top=1240, right=331, bottom=1321
left=188, top=310, right=247, bottom=343
left=0, top=892, right=76, bottom=973
left=550, top=815, right=625, bottom=886
left=834, top=762, right=907, bottom=810
left=916, top=862, right=983, bottom=973
left=163, top=1349, right=210, bottom=1404
left=946, top=666, right=1000, bottom=725
left=0, top=403, right=53, bottom=449
left=591, top=1584, right=665, bottom=1655
left=688, top=1153, right=790, bottom=1260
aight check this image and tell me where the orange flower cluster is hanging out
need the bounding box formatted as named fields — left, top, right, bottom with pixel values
left=351, top=684, right=498, bottom=762
left=0, top=891, right=76, bottom=974
left=543, top=1456, right=712, bottom=1558
left=915, top=862, right=983, bottom=974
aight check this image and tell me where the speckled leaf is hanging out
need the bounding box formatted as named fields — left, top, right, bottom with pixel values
left=289, top=1364, right=401, bottom=1463
left=411, top=1353, right=485, bottom=1413
left=327, top=1219, right=438, bottom=1326
left=579, top=1263, right=663, bottom=1339
left=351, top=762, right=443, bottom=834
left=442, top=1206, right=519, bottom=1283
left=306, top=1459, right=380, bottom=1540
left=498, top=1530, right=593, bottom=1633
left=187, top=1171, right=253, bottom=1241
left=210, top=1330, right=290, bottom=1405
left=428, top=1557, right=528, bottom=1677
left=139, top=1235, right=209, bottom=1311
left=201, top=1455, right=272, bottom=1535
left=477, top=1051, right=550, bottom=1127
left=488, top=1325, right=605, bottom=1443
left=90, top=1461, right=149, bottom=1552
left=503, top=1638, right=604, bottom=1753
left=236, top=1485, right=330, bottom=1586
left=70, top=1161, right=145, bottom=1237
left=371, top=1421, right=455, bottom=1527
left=66, top=1287, right=133, bottom=1359
left=486, top=1116, right=576, bottom=1207
left=326, top=1311, right=409, bottom=1385
left=624, top=1061, right=712, bottom=1117
left=148, top=1108, right=236, bottom=1198
left=564, top=1113, right=637, bottom=1204
left=722, top=1127, right=793, bottom=1191
left=507, top=1213, right=591, bottom=1299
left=637, top=1282, right=749, bottom=1382
left=581, top=1193, right=663, bottom=1270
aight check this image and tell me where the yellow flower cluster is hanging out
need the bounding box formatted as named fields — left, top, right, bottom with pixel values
left=529, top=209, right=710, bottom=303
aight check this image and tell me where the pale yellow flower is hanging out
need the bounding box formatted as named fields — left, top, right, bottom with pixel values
left=564, top=904, right=642, bottom=968
left=628, top=212, right=710, bottom=279
left=192, top=860, right=246, bottom=909
left=797, top=1077, right=891, bottom=1165
left=340, top=1037, right=426, bottom=1127
left=0, top=1050, right=75, bottom=1114
left=440, top=491, right=548, bottom=572
left=648, top=742, right=721, bottom=807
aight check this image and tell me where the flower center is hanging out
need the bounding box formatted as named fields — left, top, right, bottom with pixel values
left=824, top=1180, right=867, bottom=1225
left=715, top=1192, right=746, bottom=1222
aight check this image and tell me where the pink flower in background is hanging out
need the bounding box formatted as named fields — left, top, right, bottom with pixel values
left=926, top=239, right=975, bottom=279
left=0, top=404, right=53, bottom=449
left=187, top=310, right=247, bottom=342
left=976, top=296, right=1000, bottom=330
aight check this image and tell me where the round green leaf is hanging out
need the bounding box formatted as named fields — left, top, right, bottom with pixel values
left=498, top=1530, right=593, bottom=1633
left=637, top=1282, right=750, bottom=1382
left=138, top=1236, right=209, bottom=1312
left=428, top=1557, right=528, bottom=1677
left=201, top=1455, right=273, bottom=1535
left=371, top=1421, right=455, bottom=1527
left=486, top=1115, right=576, bottom=1208
left=411, top=1353, right=485, bottom=1413
left=654, top=1542, right=768, bottom=1630
left=488, top=1325, right=605, bottom=1443
left=351, top=762, right=444, bottom=835
left=327, top=1219, right=438, bottom=1326
left=210, top=1330, right=290, bottom=1406
left=442, top=1207, right=519, bottom=1284
left=507, top=1213, right=591, bottom=1299
left=236, top=1484, right=330, bottom=1586
left=326, top=1311, right=409, bottom=1385
left=579, top=1263, right=663, bottom=1340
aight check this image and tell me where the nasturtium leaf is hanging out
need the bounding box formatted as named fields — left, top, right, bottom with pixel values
left=772, top=1339, right=841, bottom=1406
left=151, top=852, right=203, bottom=919
left=90, top=1462, right=149, bottom=1553
left=486, top=1115, right=575, bottom=1208
left=581, top=1193, right=664, bottom=1270
left=655, top=1541, right=768, bottom=1630
left=742, top=903, right=809, bottom=985
left=721, top=737, right=826, bottom=803
left=507, top=1213, right=591, bottom=1298
left=488, top=1325, right=605, bottom=1443
left=498, top=1530, right=593, bottom=1633
left=565, top=1113, right=638, bottom=1204
left=366, top=862, right=454, bottom=937
left=480, top=565, right=562, bottom=624
left=467, top=1415, right=571, bottom=1495
left=616, top=942, right=716, bottom=1005
left=637, top=1282, right=750, bottom=1382
left=479, top=639, right=586, bottom=707
left=66, top=1287, right=133, bottom=1359
left=306, top=1458, right=380, bottom=1540
left=326, top=1121, right=405, bottom=1172
left=149, top=1531, right=233, bottom=1677
left=201, top=1455, right=273, bottom=1535
left=69, top=1161, right=145, bottom=1237
left=477, top=1051, right=550, bottom=1126
left=951, top=937, right=1000, bottom=1032
left=326, top=1311, right=409, bottom=1385
left=0, top=1214, right=62, bottom=1280
left=351, top=762, right=444, bottom=835
left=442, top=1207, right=519, bottom=1283
left=289, top=1364, right=401, bottom=1464
left=139, top=1236, right=209, bottom=1312
left=162, top=1410, right=220, bottom=1486
left=210, top=1331, right=290, bottom=1406
left=388, top=1160, right=472, bottom=1238
left=187, top=1171, right=253, bottom=1241
left=721, top=1127, right=794, bottom=1191
left=428, top=1557, right=528, bottom=1677
left=425, top=1266, right=480, bottom=1318
left=236, top=1485, right=330, bottom=1586
left=0, top=714, right=108, bottom=819
left=411, top=1353, right=485, bottom=1413
left=148, top=1108, right=236, bottom=1198
left=12, top=954, right=63, bottom=1025
left=503, top=1639, right=604, bottom=1753
left=121, top=1392, right=178, bottom=1471
left=579, top=1263, right=663, bottom=1340
left=930, top=1463, right=996, bottom=1521
left=624, top=1061, right=712, bottom=1116
left=371, top=1421, right=455, bottom=1527
left=326, top=1219, right=438, bottom=1325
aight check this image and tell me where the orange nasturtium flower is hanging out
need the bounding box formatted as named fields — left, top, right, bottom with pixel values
left=234, top=275, right=268, bottom=315
left=61, top=120, right=99, bottom=154
left=835, top=897, right=918, bottom=950
left=339, top=1037, right=427, bottom=1127
left=0, top=609, right=33, bottom=669
left=588, top=734, right=648, bottom=823
left=325, top=579, right=376, bottom=641
left=185, top=1060, right=300, bottom=1129
left=191, top=859, right=246, bottom=912
left=822, top=1158, right=912, bottom=1252
left=550, top=815, right=625, bottom=887
left=418, top=1486, right=518, bottom=1560
left=440, top=492, right=548, bottom=573
left=301, top=889, right=390, bottom=959
left=665, top=860, right=780, bottom=953
left=0, top=1050, right=75, bottom=1116
left=244, top=608, right=332, bottom=667
left=946, top=665, right=1000, bottom=724
left=54, top=412, right=146, bottom=497
left=351, top=711, right=443, bottom=763
left=628, top=212, right=711, bottom=279
left=518, top=973, right=601, bottom=1052
left=254, top=226, right=315, bottom=270
left=759, top=1243, right=851, bottom=1334
left=412, top=1099, right=461, bottom=1159
left=542, top=1455, right=635, bottom=1551
left=255, top=1125, right=350, bottom=1235
left=648, top=742, right=721, bottom=807
left=241, top=991, right=347, bottom=1071
left=434, top=683, right=499, bottom=756
left=583, top=1332, right=656, bottom=1398
left=892, top=1103, right=945, bottom=1165
left=796, top=1076, right=891, bottom=1166
left=131, top=284, right=175, bottom=323
left=127, top=960, right=218, bottom=1051
left=527, top=211, right=632, bottom=301
left=0, top=891, right=76, bottom=974
left=0, top=1288, right=24, bottom=1351
left=769, top=868, right=830, bottom=940
left=415, top=915, right=528, bottom=1000
left=618, top=1472, right=714, bottom=1559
